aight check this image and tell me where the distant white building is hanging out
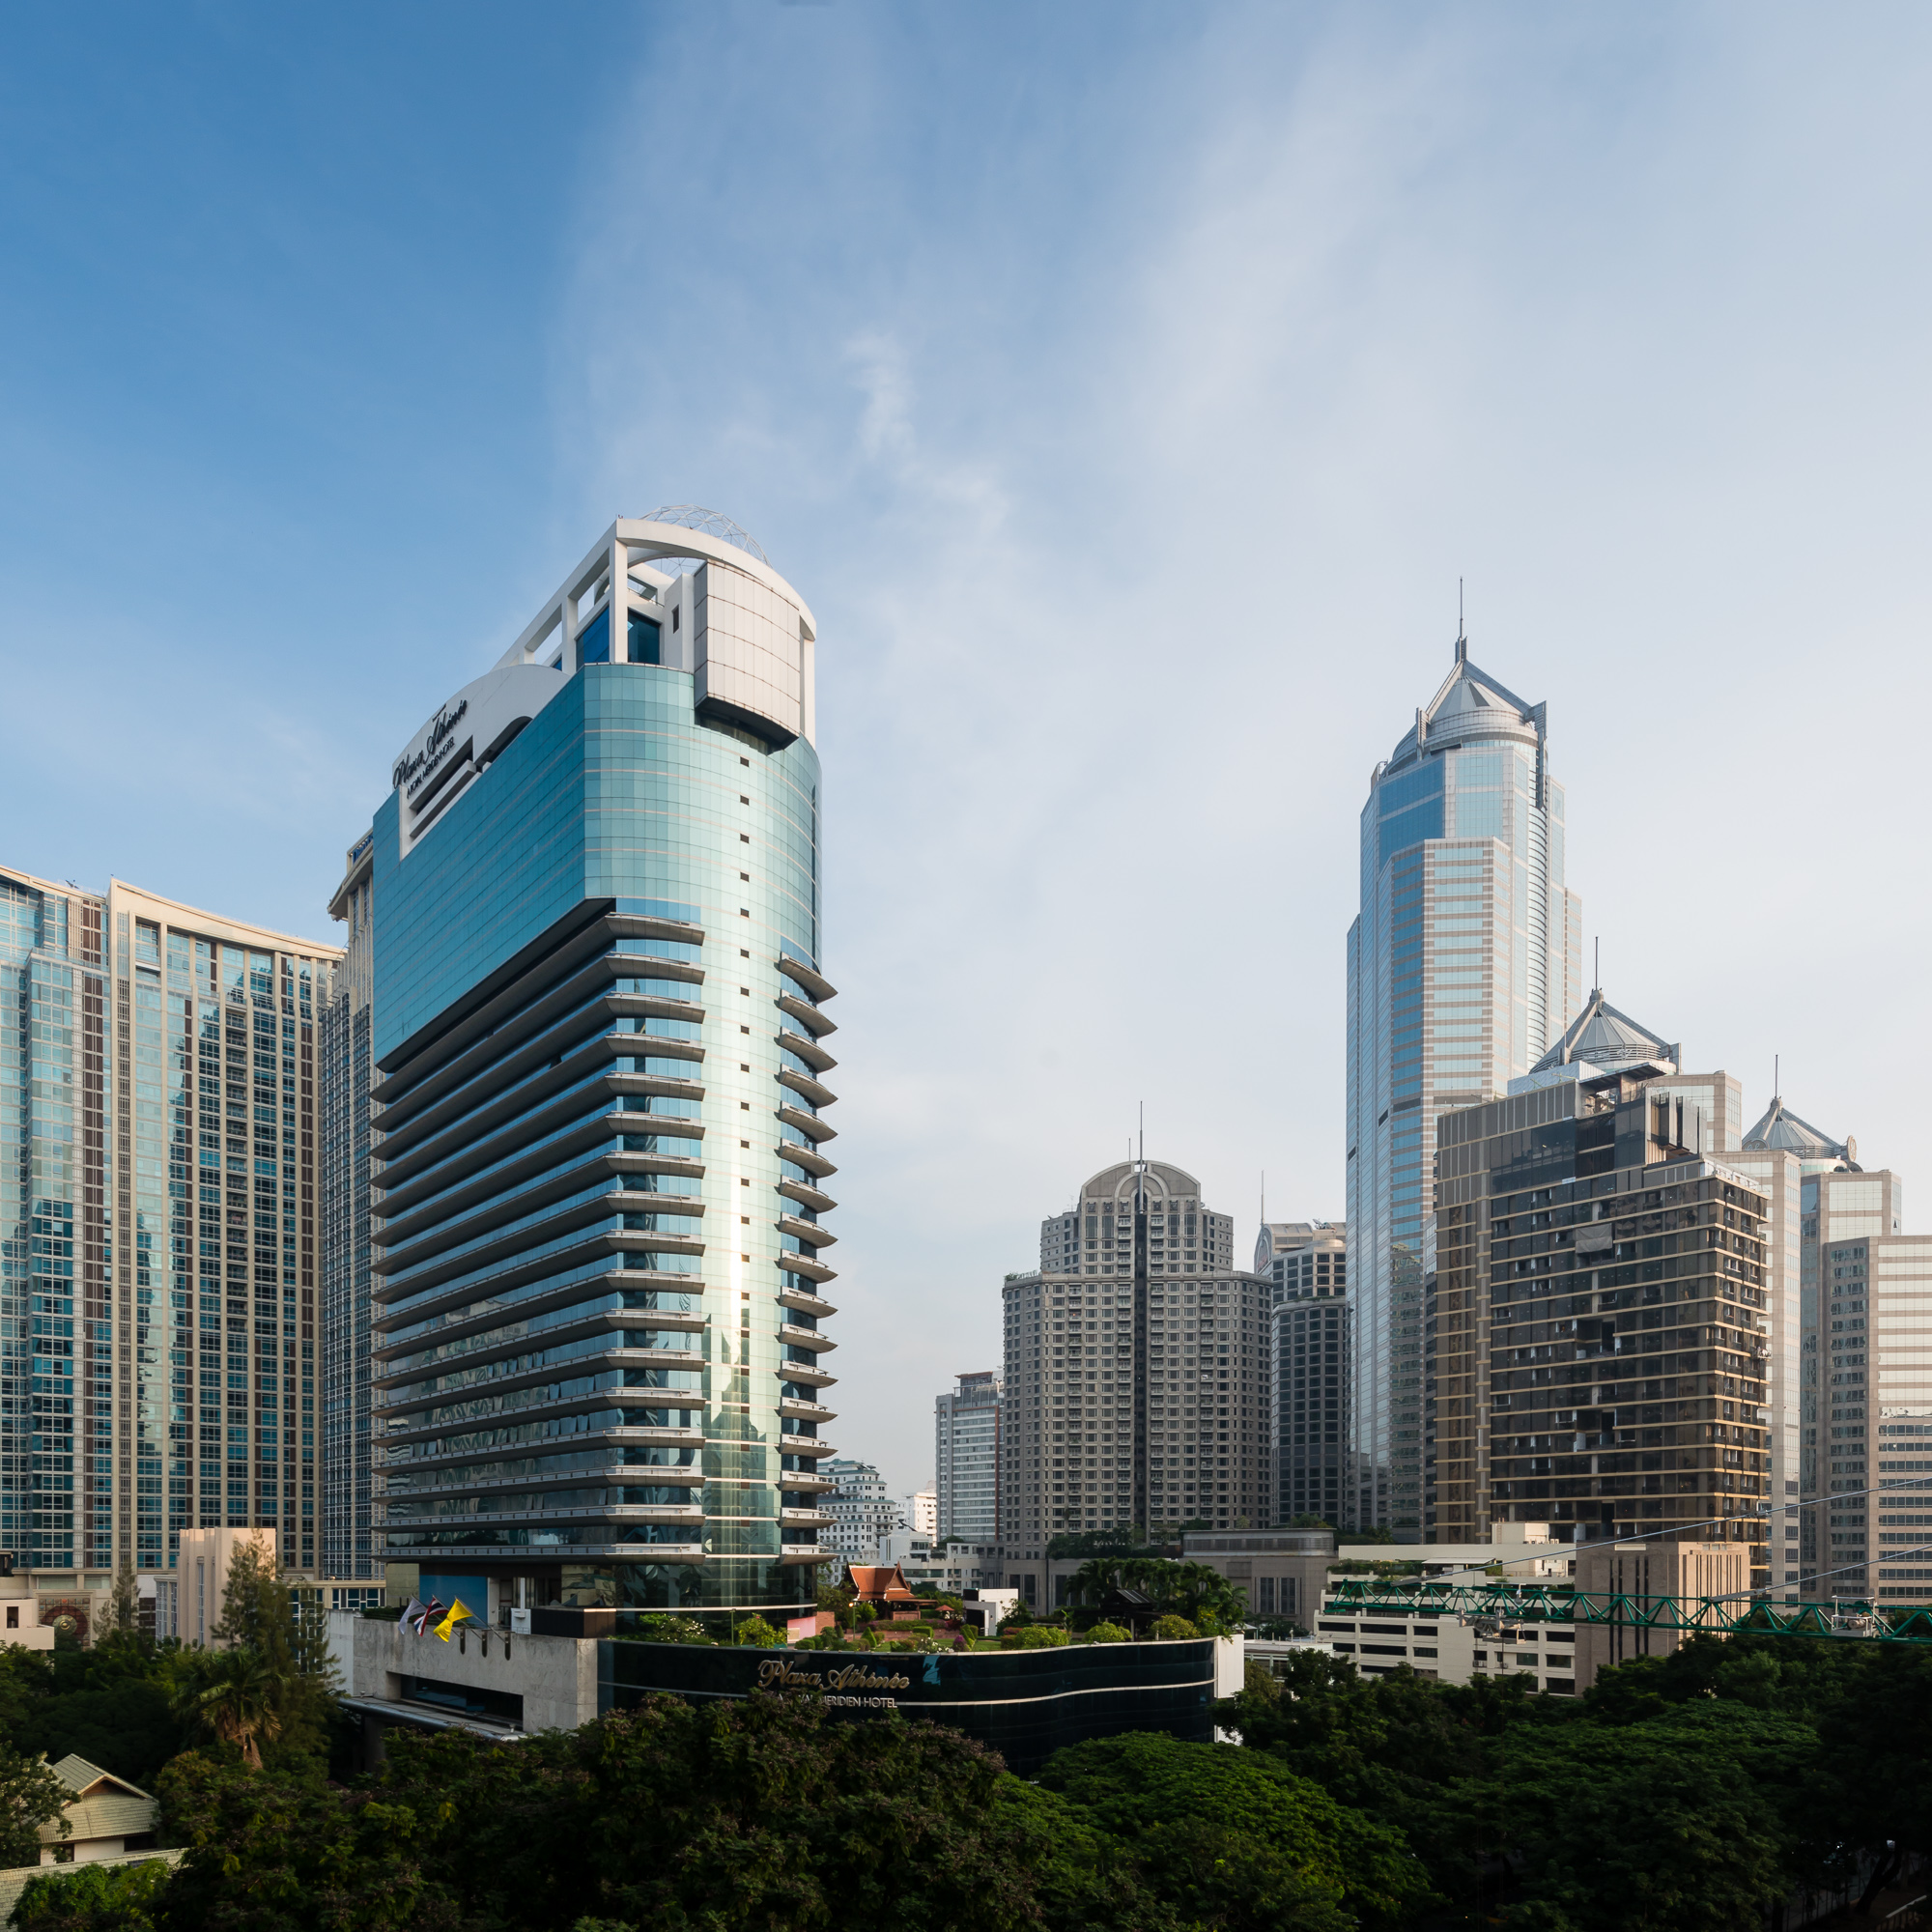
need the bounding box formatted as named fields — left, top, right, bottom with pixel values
left=821, top=1461, right=902, bottom=1566
left=907, top=1487, right=937, bottom=1537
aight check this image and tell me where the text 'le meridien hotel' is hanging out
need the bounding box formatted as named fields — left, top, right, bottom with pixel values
left=342, top=510, right=839, bottom=1625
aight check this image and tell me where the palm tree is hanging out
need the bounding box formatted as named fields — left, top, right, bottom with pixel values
left=182, top=1649, right=285, bottom=1771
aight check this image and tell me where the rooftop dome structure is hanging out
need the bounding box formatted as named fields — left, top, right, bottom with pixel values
left=1383, top=637, right=1543, bottom=773
left=636, top=505, right=770, bottom=565
left=1743, top=1095, right=1856, bottom=1166
left=1528, top=987, right=1679, bottom=1079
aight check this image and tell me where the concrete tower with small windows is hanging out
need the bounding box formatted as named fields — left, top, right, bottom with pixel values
left=998, top=1160, right=1268, bottom=1605
left=1257, top=1222, right=1350, bottom=1527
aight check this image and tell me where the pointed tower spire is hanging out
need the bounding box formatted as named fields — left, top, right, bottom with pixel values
left=1456, top=579, right=1466, bottom=665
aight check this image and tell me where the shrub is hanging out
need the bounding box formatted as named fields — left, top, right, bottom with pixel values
left=1151, top=1614, right=1201, bottom=1640
left=14, top=1855, right=174, bottom=1931
left=1083, top=1622, right=1131, bottom=1645
left=733, top=1615, right=787, bottom=1648
left=612, top=1615, right=711, bottom=1646
left=1006, top=1626, right=1069, bottom=1649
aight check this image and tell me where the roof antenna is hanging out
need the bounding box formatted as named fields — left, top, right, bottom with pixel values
left=1593, top=936, right=1600, bottom=997
left=1456, top=579, right=1466, bottom=666
left=1774, top=1053, right=1779, bottom=1102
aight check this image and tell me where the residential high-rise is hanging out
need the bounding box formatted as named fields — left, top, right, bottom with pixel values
left=998, top=1160, right=1269, bottom=1600
left=320, top=833, right=379, bottom=1579
left=1346, top=638, right=1584, bottom=1539
left=1254, top=1221, right=1346, bottom=1304
left=365, top=510, right=838, bottom=1627
left=1726, top=1093, right=1856, bottom=1594
left=1267, top=1228, right=1350, bottom=1528
left=0, top=867, right=339, bottom=1586
left=1431, top=991, right=1772, bottom=1582
left=935, top=1370, right=1001, bottom=1543
left=819, top=1460, right=901, bottom=1568
left=1783, top=1156, right=1932, bottom=1607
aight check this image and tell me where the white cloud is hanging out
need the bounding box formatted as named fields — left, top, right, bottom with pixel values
left=554, top=2, right=1932, bottom=1496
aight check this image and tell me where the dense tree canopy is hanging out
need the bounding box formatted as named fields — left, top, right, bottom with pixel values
left=3, top=1608, right=1928, bottom=1932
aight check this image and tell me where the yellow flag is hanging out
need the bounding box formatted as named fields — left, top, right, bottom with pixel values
left=434, top=1598, right=473, bottom=1641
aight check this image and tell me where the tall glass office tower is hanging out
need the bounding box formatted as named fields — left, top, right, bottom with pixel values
left=367, top=509, right=838, bottom=1628
left=1345, top=639, right=1583, bottom=1539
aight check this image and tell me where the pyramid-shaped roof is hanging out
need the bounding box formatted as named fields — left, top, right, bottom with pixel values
left=1529, top=989, right=1678, bottom=1077
left=1743, top=1096, right=1849, bottom=1159
left=1386, top=643, right=1542, bottom=767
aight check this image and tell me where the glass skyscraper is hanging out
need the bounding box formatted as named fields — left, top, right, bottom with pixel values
left=366, top=509, right=838, bottom=1627
left=1344, top=639, right=1583, bottom=1539
left=0, top=867, right=337, bottom=1600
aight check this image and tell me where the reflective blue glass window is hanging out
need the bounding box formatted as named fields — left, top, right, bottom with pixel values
left=627, top=613, right=662, bottom=665
left=578, top=610, right=611, bottom=664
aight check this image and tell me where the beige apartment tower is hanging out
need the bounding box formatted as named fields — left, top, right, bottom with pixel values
left=999, top=1160, right=1269, bottom=1603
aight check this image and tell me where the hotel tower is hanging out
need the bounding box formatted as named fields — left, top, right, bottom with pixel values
left=359, top=509, right=837, bottom=1628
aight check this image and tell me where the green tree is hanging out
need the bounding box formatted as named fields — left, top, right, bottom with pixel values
left=1038, top=1731, right=1427, bottom=1932
left=13, top=1856, right=173, bottom=1932
left=0, top=1743, right=71, bottom=1868
left=1082, top=1623, right=1130, bottom=1644
left=1490, top=1703, right=1810, bottom=1931
left=173, top=1648, right=285, bottom=1772
left=105, top=1559, right=140, bottom=1640
left=156, top=1692, right=1174, bottom=1932
left=732, top=1614, right=786, bottom=1648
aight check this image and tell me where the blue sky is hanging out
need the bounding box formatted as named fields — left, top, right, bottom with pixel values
left=5, top=5, right=1932, bottom=1497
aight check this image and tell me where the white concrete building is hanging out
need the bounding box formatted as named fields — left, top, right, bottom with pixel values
left=820, top=1461, right=902, bottom=1566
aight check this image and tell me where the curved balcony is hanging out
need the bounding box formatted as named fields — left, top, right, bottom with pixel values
left=777, top=1213, right=835, bottom=1249
left=778, top=1360, right=837, bottom=1390
left=609, top=990, right=706, bottom=1025
left=385, top=1462, right=702, bottom=1498
left=776, top=1139, right=838, bottom=1179
left=779, top=1547, right=833, bottom=1566
left=777, top=1177, right=837, bottom=1215
left=383, top=1500, right=706, bottom=1528
left=780, top=1323, right=836, bottom=1353
left=611, top=1067, right=706, bottom=1105
left=776, top=955, right=838, bottom=1005
left=777, top=1104, right=837, bottom=1145
left=776, top=1066, right=838, bottom=1111
left=373, top=1302, right=705, bottom=1389
left=377, top=1341, right=707, bottom=1410
left=777, top=993, right=837, bottom=1038
left=777, top=1250, right=837, bottom=1286
left=777, top=1029, right=838, bottom=1075
left=781, top=1507, right=835, bottom=1528
left=779, top=1394, right=837, bottom=1425
left=778, top=1285, right=837, bottom=1321
left=380, top=1423, right=704, bottom=1477
left=779, top=1435, right=836, bottom=1459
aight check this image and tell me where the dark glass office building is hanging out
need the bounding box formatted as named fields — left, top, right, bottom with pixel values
left=367, top=510, right=838, bottom=1624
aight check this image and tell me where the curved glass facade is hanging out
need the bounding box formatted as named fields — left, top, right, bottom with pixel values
left=1345, top=649, right=1583, bottom=1540
left=370, top=615, right=838, bottom=1619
